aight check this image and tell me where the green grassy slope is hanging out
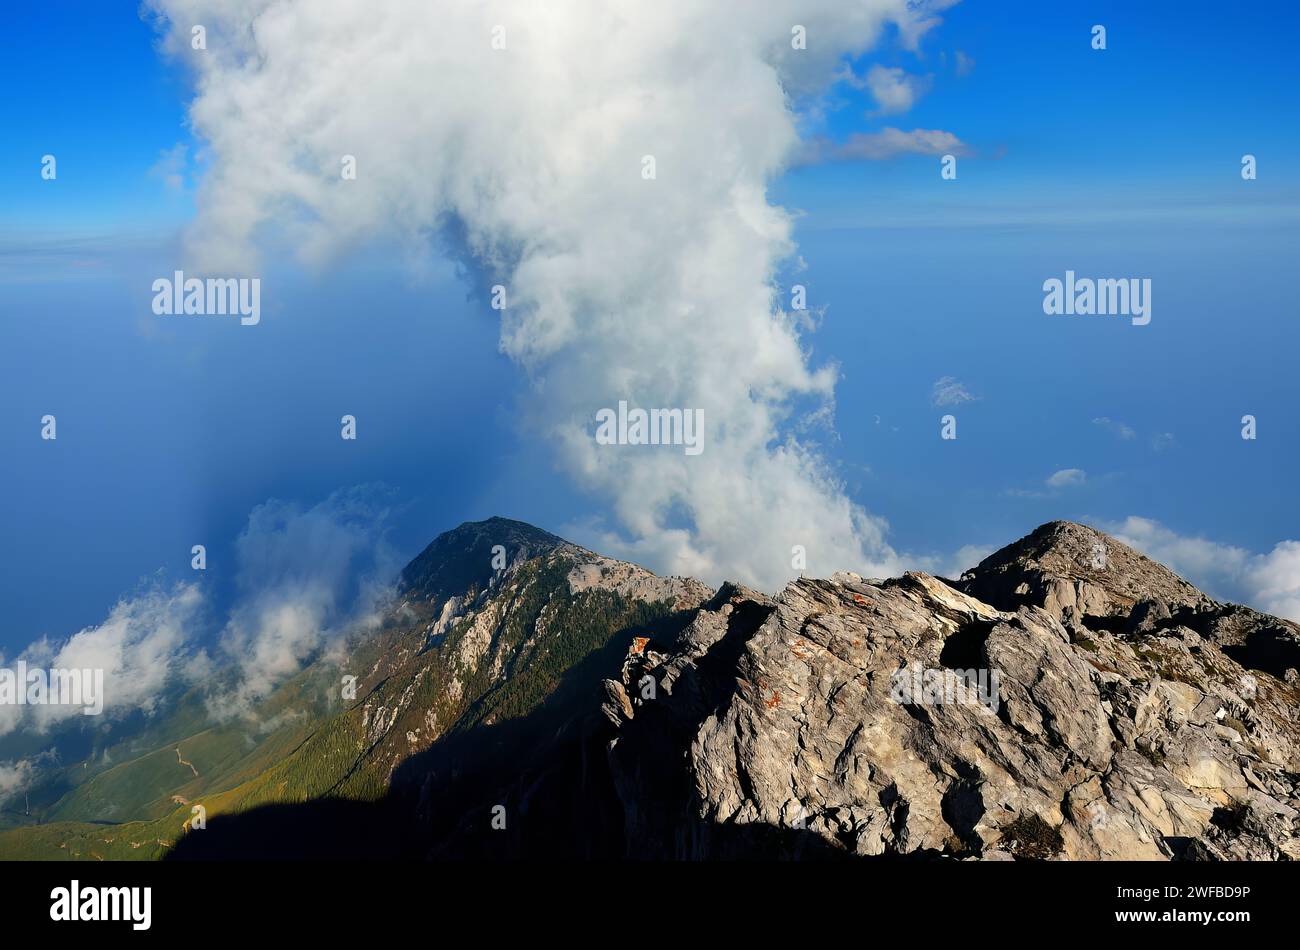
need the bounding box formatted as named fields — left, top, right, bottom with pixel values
left=0, top=548, right=679, bottom=860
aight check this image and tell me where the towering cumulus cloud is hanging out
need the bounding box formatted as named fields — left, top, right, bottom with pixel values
left=148, top=1, right=953, bottom=588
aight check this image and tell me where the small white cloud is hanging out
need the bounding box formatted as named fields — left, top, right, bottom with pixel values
left=1151, top=432, right=1177, bottom=452
left=1092, top=417, right=1135, bottom=440
left=954, top=50, right=975, bottom=76
left=805, top=127, right=968, bottom=163
left=863, top=65, right=930, bottom=115
left=1046, top=468, right=1087, bottom=488
left=0, top=751, right=59, bottom=808
left=930, top=376, right=977, bottom=408
left=0, top=759, right=35, bottom=807
left=147, top=142, right=188, bottom=192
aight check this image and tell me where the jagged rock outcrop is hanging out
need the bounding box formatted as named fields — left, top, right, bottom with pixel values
left=116, top=516, right=1300, bottom=863
left=600, top=521, right=1300, bottom=860
left=349, top=517, right=710, bottom=786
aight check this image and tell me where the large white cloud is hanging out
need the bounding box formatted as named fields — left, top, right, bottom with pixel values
left=144, top=0, right=964, bottom=590
left=0, top=488, right=397, bottom=741
left=0, top=582, right=204, bottom=737
left=212, top=488, right=400, bottom=717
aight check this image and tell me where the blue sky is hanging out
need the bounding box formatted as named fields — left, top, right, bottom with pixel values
left=2, top=0, right=1299, bottom=651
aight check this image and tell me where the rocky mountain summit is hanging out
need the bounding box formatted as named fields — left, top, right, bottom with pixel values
left=598, top=521, right=1300, bottom=860
left=182, top=517, right=1300, bottom=861
left=13, top=517, right=1296, bottom=862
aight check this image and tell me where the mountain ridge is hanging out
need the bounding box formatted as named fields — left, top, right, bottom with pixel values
left=591, top=520, right=1300, bottom=859
left=3, top=516, right=1298, bottom=861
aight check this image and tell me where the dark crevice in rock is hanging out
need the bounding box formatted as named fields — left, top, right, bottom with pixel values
left=940, top=619, right=995, bottom=670
left=940, top=780, right=986, bottom=850
left=1082, top=613, right=1128, bottom=636
left=1221, top=626, right=1300, bottom=680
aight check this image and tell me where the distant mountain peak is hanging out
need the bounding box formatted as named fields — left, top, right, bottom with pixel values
left=433, top=516, right=570, bottom=553
left=397, top=516, right=573, bottom=603
left=395, top=516, right=711, bottom=656
left=958, top=520, right=1211, bottom=620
